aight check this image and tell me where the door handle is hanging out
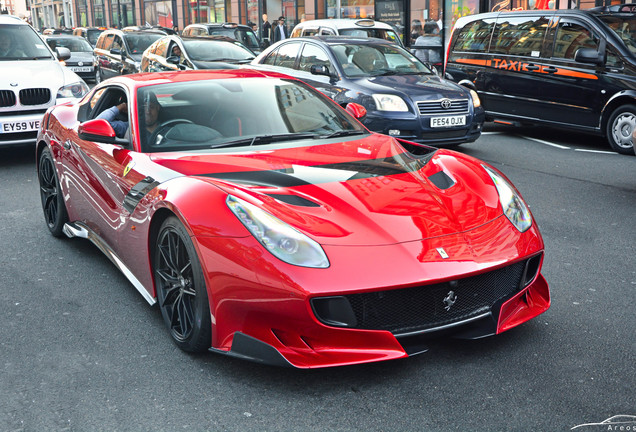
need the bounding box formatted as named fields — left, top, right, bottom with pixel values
left=525, top=64, right=540, bottom=71
left=543, top=66, right=558, bottom=73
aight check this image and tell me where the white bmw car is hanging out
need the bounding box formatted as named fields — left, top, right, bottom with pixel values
left=0, top=15, right=89, bottom=147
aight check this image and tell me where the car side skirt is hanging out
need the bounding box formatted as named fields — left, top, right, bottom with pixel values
left=62, top=221, right=157, bottom=306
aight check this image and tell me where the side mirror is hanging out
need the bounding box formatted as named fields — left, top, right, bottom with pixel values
left=78, top=119, right=127, bottom=145
left=110, top=48, right=122, bottom=57
left=345, top=102, right=367, bottom=120
left=574, top=48, right=605, bottom=66
left=166, top=55, right=180, bottom=65
left=310, top=64, right=332, bottom=77
left=55, top=47, right=71, bottom=61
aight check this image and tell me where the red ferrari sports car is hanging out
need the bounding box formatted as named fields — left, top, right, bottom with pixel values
left=36, top=70, right=550, bottom=368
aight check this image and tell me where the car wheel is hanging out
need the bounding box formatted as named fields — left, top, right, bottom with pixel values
left=38, top=147, right=69, bottom=237
left=153, top=216, right=211, bottom=352
left=606, top=104, right=636, bottom=155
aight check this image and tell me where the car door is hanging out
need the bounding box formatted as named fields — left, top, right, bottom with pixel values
left=481, top=14, right=554, bottom=119
left=96, top=33, right=115, bottom=78
left=535, top=16, right=604, bottom=127
left=295, top=42, right=348, bottom=101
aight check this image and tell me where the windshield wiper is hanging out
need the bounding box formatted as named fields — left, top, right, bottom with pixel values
left=319, top=130, right=366, bottom=139
left=211, top=133, right=319, bottom=149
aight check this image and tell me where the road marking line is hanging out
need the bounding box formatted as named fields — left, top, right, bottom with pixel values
left=520, top=136, right=570, bottom=149
left=574, top=149, right=618, bottom=155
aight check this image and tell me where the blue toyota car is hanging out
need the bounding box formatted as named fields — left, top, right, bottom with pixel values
left=250, top=36, right=484, bottom=146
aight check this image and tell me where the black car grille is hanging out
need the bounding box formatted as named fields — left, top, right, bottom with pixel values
left=19, top=88, right=51, bottom=106
left=417, top=99, right=469, bottom=116
left=0, top=90, right=17, bottom=107
left=342, top=261, right=526, bottom=335
left=0, top=131, right=38, bottom=141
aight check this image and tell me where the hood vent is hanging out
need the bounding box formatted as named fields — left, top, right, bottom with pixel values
left=428, top=171, right=455, bottom=190
left=266, top=193, right=320, bottom=207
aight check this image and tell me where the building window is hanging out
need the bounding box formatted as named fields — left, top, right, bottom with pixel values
left=145, top=0, right=175, bottom=27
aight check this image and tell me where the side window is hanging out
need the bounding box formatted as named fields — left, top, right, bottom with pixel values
left=273, top=42, right=301, bottom=69
left=319, top=28, right=336, bottom=35
left=262, top=47, right=280, bottom=65
left=552, top=20, right=600, bottom=60
left=491, top=16, right=550, bottom=57
left=103, top=34, right=115, bottom=51
left=452, top=18, right=496, bottom=53
left=112, top=35, right=123, bottom=51
left=298, top=43, right=332, bottom=72
left=155, top=39, right=170, bottom=57
left=301, top=28, right=319, bottom=37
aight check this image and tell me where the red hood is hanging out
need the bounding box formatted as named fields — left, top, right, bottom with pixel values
left=150, top=134, right=503, bottom=246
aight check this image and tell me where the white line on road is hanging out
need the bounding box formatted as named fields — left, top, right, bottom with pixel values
left=574, top=149, right=618, bottom=155
left=520, top=136, right=571, bottom=149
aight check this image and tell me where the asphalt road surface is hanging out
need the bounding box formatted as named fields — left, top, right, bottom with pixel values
left=1, top=124, right=634, bottom=431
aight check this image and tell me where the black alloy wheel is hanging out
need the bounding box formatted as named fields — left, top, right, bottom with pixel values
left=38, top=147, right=69, bottom=237
left=154, top=216, right=211, bottom=352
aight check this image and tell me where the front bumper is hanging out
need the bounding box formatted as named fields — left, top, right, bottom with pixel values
left=196, top=214, right=550, bottom=368
left=364, top=109, right=486, bottom=146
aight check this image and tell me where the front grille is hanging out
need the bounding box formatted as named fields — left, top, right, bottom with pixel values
left=0, top=108, right=47, bottom=117
left=419, top=130, right=468, bottom=140
left=417, top=99, right=469, bottom=116
left=343, top=261, right=526, bottom=335
left=19, top=88, right=51, bottom=106
left=0, top=90, right=16, bottom=107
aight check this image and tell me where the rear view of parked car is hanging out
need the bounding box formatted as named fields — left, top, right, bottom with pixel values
left=445, top=5, right=636, bottom=155
left=291, top=19, right=404, bottom=47
left=252, top=36, right=484, bottom=147
left=0, top=15, right=88, bottom=147
left=94, top=29, right=164, bottom=83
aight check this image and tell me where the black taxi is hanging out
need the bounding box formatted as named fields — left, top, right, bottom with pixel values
left=445, top=4, right=636, bottom=155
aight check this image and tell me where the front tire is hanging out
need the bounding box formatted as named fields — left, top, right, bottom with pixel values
left=606, top=104, right=636, bottom=155
left=38, top=147, right=69, bottom=237
left=153, top=216, right=211, bottom=352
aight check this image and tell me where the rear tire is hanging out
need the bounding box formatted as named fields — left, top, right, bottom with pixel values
left=153, top=216, right=211, bottom=352
left=38, top=147, right=69, bottom=237
left=606, top=104, right=636, bottom=155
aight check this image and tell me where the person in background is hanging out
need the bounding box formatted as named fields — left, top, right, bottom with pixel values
left=172, top=25, right=179, bottom=35
left=413, top=21, right=442, bottom=65
left=261, top=14, right=272, bottom=44
left=272, top=16, right=288, bottom=43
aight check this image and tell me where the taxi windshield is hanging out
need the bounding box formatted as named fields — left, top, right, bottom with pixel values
left=600, top=15, right=636, bottom=54
left=137, top=78, right=367, bottom=153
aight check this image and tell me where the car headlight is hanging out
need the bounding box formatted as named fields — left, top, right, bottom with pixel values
left=227, top=195, right=330, bottom=268
left=483, top=165, right=532, bottom=232
left=56, top=81, right=89, bottom=99
left=470, top=89, right=481, bottom=108
left=372, top=94, right=409, bottom=112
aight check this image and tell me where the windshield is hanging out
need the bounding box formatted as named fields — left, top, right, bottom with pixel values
left=136, top=78, right=367, bottom=153
left=124, top=33, right=163, bottom=54
left=339, top=28, right=402, bottom=45
left=182, top=39, right=254, bottom=61
left=332, top=43, right=433, bottom=78
left=0, top=23, right=54, bottom=60
left=48, top=37, right=93, bottom=52
left=600, top=15, right=636, bottom=54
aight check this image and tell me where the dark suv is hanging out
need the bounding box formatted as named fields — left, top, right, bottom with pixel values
left=446, top=5, right=636, bottom=154
left=93, top=29, right=164, bottom=82
left=181, top=23, right=261, bottom=53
